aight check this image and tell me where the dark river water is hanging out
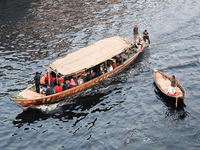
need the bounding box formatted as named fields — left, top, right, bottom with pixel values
left=1, top=0, right=200, bottom=149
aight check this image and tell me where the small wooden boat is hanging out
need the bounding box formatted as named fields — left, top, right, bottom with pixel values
left=153, top=69, right=186, bottom=102
left=11, top=36, right=148, bottom=107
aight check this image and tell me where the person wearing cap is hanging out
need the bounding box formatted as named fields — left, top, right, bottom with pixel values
left=34, top=72, right=40, bottom=93
left=168, top=75, right=178, bottom=94
left=112, top=60, right=117, bottom=69
left=133, top=24, right=138, bottom=44
left=143, top=30, right=150, bottom=47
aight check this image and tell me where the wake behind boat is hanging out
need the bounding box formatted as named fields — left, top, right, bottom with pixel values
left=153, top=69, right=186, bottom=103
left=11, top=36, right=148, bottom=107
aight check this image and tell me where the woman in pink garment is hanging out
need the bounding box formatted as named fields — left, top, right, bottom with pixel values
left=68, top=78, right=77, bottom=89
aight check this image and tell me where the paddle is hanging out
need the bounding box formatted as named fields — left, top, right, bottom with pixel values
left=175, top=73, right=178, bottom=108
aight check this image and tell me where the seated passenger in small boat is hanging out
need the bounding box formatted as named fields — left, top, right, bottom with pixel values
left=68, top=78, right=77, bottom=89
left=62, top=80, right=69, bottom=91
left=78, top=75, right=84, bottom=85
left=55, top=83, right=63, bottom=93
left=46, top=85, right=55, bottom=96
left=107, top=61, right=113, bottom=72
left=168, top=75, right=178, bottom=94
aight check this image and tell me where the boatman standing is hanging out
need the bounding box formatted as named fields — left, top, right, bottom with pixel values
left=34, top=72, right=40, bottom=93
left=133, top=24, right=138, bottom=44
left=143, top=30, right=150, bottom=47
left=168, top=75, right=178, bottom=94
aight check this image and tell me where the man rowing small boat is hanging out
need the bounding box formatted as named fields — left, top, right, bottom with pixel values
left=153, top=69, right=186, bottom=102
left=167, top=75, right=178, bottom=95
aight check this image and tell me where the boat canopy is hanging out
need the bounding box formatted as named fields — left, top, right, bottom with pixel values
left=46, top=36, right=132, bottom=75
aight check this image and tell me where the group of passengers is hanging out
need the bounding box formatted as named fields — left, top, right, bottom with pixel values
left=34, top=54, right=126, bottom=96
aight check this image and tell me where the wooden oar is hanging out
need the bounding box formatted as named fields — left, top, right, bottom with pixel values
left=175, top=73, right=178, bottom=108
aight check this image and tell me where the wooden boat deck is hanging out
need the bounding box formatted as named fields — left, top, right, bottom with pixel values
left=20, top=89, right=45, bottom=99
left=155, top=71, right=183, bottom=97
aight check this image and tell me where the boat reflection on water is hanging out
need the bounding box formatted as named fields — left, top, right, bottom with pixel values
left=154, top=83, right=189, bottom=121
left=12, top=87, right=122, bottom=128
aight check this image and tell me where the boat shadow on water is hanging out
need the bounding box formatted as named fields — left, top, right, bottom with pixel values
left=153, top=83, right=189, bottom=121
left=12, top=86, right=123, bottom=128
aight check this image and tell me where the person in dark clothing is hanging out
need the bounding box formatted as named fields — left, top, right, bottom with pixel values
left=34, top=72, right=40, bottom=93
left=143, top=30, right=150, bottom=47
left=86, top=69, right=93, bottom=82
left=46, top=85, right=55, bottom=96
left=62, top=80, right=69, bottom=91
left=82, top=73, right=87, bottom=83
left=133, top=24, right=138, bottom=44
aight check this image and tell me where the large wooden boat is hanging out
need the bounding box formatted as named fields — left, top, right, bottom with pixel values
left=11, top=36, right=148, bottom=107
left=153, top=69, right=186, bottom=103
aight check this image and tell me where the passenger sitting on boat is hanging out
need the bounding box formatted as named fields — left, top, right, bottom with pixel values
left=112, top=60, right=117, bottom=69
left=91, top=69, right=96, bottom=79
left=93, top=65, right=101, bottom=77
left=58, top=77, right=64, bottom=84
left=86, top=69, right=93, bottom=82
left=34, top=72, right=40, bottom=93
left=46, top=85, right=55, bottom=96
left=107, top=62, right=113, bottom=72
left=168, top=75, right=178, bottom=94
left=55, top=83, right=63, bottom=93
left=115, top=55, right=123, bottom=65
left=137, top=36, right=143, bottom=48
left=78, top=75, right=84, bottom=85
left=50, top=80, right=55, bottom=88
left=40, top=86, right=47, bottom=94
left=68, top=78, right=77, bottom=89
left=43, top=72, right=55, bottom=85
left=82, top=73, right=87, bottom=82
left=62, top=80, right=70, bottom=91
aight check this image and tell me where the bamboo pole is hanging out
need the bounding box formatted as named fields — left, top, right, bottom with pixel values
left=175, top=73, right=178, bottom=108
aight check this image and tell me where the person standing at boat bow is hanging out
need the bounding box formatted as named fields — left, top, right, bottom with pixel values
left=143, top=30, right=150, bottom=47
left=34, top=72, right=40, bottom=93
left=168, top=75, right=178, bottom=94
left=133, top=24, right=138, bottom=44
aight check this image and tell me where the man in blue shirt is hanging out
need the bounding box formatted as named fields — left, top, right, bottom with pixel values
left=46, top=85, right=55, bottom=96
